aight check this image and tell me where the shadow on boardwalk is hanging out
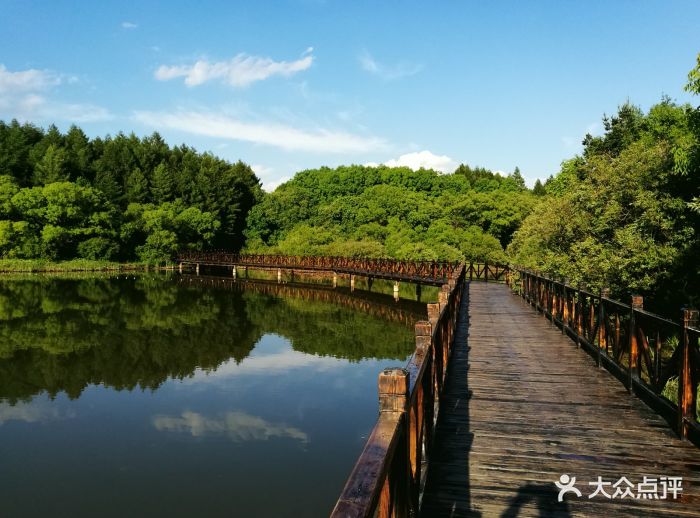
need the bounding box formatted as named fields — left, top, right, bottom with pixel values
left=421, top=282, right=700, bottom=517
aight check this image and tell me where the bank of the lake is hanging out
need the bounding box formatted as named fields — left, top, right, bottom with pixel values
left=0, top=259, right=149, bottom=273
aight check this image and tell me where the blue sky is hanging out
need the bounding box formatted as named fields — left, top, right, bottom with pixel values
left=1, top=1, right=699, bottom=189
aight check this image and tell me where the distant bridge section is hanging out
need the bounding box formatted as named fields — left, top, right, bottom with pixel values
left=175, top=251, right=509, bottom=287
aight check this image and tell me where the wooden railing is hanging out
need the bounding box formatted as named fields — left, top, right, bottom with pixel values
left=330, top=263, right=467, bottom=517
left=513, top=268, right=700, bottom=445
left=176, top=251, right=470, bottom=285
left=466, top=262, right=509, bottom=282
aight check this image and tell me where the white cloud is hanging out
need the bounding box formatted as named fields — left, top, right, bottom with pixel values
left=0, top=64, right=59, bottom=94
left=42, top=101, right=113, bottom=123
left=121, top=21, right=138, bottom=29
left=155, top=49, right=314, bottom=88
left=369, top=150, right=458, bottom=173
left=0, top=64, right=111, bottom=123
left=152, top=410, right=308, bottom=443
left=359, top=51, right=422, bottom=80
left=133, top=110, right=386, bottom=153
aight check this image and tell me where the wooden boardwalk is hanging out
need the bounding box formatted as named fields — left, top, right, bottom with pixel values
left=421, top=282, right=700, bottom=517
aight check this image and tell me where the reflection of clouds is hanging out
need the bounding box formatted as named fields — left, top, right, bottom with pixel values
left=186, top=336, right=346, bottom=383
left=152, top=411, right=308, bottom=443
left=0, top=401, right=75, bottom=426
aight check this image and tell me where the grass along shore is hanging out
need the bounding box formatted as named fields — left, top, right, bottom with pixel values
left=0, top=259, right=150, bottom=273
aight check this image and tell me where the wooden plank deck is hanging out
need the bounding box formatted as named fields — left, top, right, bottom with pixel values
left=420, top=282, right=700, bottom=517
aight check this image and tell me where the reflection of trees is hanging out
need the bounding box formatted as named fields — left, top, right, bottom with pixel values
left=0, top=275, right=415, bottom=403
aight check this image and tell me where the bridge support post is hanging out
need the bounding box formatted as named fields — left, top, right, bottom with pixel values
left=277, top=268, right=282, bottom=283
left=679, top=307, right=699, bottom=440
left=195, top=263, right=200, bottom=275
left=416, top=283, right=422, bottom=302
left=393, top=281, right=400, bottom=301
left=368, top=277, right=373, bottom=291
left=628, top=295, right=643, bottom=393
left=179, top=262, right=183, bottom=273
left=350, top=275, right=355, bottom=292
left=244, top=266, right=248, bottom=278
left=232, top=265, right=237, bottom=279
left=332, top=272, right=337, bottom=288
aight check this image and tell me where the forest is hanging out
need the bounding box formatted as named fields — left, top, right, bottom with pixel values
left=0, top=124, right=261, bottom=262
left=0, top=56, right=698, bottom=307
left=243, top=163, right=536, bottom=262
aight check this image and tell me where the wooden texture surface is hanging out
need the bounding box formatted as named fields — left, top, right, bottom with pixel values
left=420, top=282, right=700, bottom=517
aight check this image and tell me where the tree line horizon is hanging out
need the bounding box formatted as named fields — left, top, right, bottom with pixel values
left=1, top=54, right=699, bottom=308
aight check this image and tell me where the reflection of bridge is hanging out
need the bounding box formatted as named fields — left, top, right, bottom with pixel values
left=179, top=275, right=428, bottom=328
left=330, top=266, right=700, bottom=517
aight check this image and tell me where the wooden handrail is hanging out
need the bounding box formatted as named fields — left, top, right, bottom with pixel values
left=174, top=252, right=510, bottom=285
left=174, top=251, right=461, bottom=284
left=511, top=267, right=700, bottom=445
left=330, top=263, right=467, bottom=517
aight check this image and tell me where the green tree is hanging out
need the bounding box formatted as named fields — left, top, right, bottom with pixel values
left=34, top=144, right=68, bottom=184
left=125, top=167, right=149, bottom=204
left=150, top=163, right=174, bottom=204
left=532, top=179, right=546, bottom=195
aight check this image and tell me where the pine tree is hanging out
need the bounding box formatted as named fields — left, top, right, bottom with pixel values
left=532, top=179, right=546, bottom=195
left=34, top=144, right=68, bottom=184
left=125, top=167, right=149, bottom=204
left=151, top=163, right=175, bottom=204
left=511, top=166, right=526, bottom=190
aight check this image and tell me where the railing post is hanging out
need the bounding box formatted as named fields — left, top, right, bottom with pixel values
left=377, top=368, right=410, bottom=518
left=561, top=279, right=568, bottom=335
left=379, top=368, right=409, bottom=413
left=679, top=307, right=699, bottom=440
left=427, top=303, right=440, bottom=326
left=438, top=287, right=449, bottom=314
left=596, top=288, right=609, bottom=365
left=628, top=295, right=643, bottom=393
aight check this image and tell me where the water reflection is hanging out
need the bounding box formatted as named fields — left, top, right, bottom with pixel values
left=0, top=274, right=422, bottom=403
left=0, top=273, right=418, bottom=517
left=0, top=400, right=76, bottom=426
left=152, top=410, right=309, bottom=443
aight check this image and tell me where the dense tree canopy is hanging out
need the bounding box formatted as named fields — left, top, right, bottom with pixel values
left=509, top=92, right=700, bottom=308
left=0, top=123, right=262, bottom=262
left=244, top=164, right=536, bottom=262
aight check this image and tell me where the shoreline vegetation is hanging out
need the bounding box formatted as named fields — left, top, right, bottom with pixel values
left=0, top=258, right=148, bottom=273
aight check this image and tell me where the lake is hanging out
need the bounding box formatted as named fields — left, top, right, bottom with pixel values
left=0, top=273, right=424, bottom=517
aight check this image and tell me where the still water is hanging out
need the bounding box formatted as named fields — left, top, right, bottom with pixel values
left=0, top=274, right=422, bottom=517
